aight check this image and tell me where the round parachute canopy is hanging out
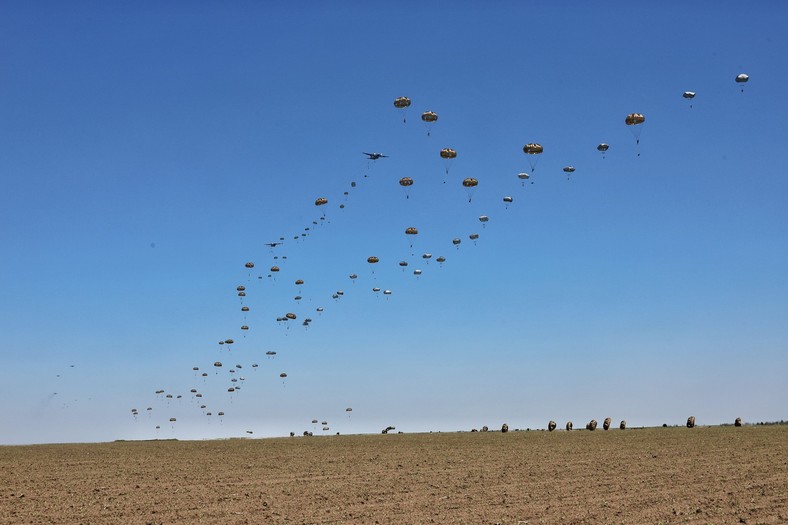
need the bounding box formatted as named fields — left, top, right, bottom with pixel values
left=462, top=178, right=478, bottom=188
left=295, top=279, right=304, bottom=285
left=322, top=426, right=330, bottom=431
left=346, top=407, right=353, bottom=412
left=236, top=286, right=246, bottom=291
left=349, top=274, right=358, bottom=280
left=280, top=373, right=288, bottom=378
left=270, top=266, right=280, bottom=272
left=440, top=148, right=457, bottom=159
left=201, top=372, right=208, bottom=376
left=399, top=177, right=414, bottom=187
left=266, top=350, right=277, bottom=355
left=405, top=227, right=418, bottom=235
left=244, top=262, right=254, bottom=269
left=372, top=287, right=381, bottom=292
left=422, top=253, right=432, bottom=259
left=169, top=418, right=176, bottom=422
left=399, top=261, right=409, bottom=267
left=294, top=296, right=302, bottom=301
left=503, top=196, right=513, bottom=203
left=190, top=389, right=197, bottom=393
left=367, top=256, right=379, bottom=264
left=315, top=197, right=328, bottom=206
left=479, top=215, right=489, bottom=223
left=452, top=238, right=461, bottom=245
left=285, top=313, right=296, bottom=320
left=316, top=307, right=324, bottom=312
left=469, top=233, right=480, bottom=240
left=683, top=91, right=696, bottom=99
left=597, top=143, right=610, bottom=152
left=414, top=269, right=423, bottom=276
left=625, top=113, right=645, bottom=125
left=228, top=387, right=235, bottom=392
left=241, top=306, right=249, bottom=312
left=383, top=290, right=392, bottom=295
left=252, top=363, right=258, bottom=368
left=436, top=256, right=446, bottom=263
left=218, top=412, right=225, bottom=416
left=393, top=96, right=411, bottom=108
left=237, top=291, right=246, bottom=297
left=421, top=111, right=438, bottom=122
left=192, top=366, right=199, bottom=370
left=312, top=419, right=319, bottom=424
left=735, top=73, right=749, bottom=83
left=225, top=339, right=234, bottom=344
left=214, top=362, right=222, bottom=367
left=517, top=172, right=530, bottom=180
left=336, top=290, right=344, bottom=296
left=523, top=143, right=543, bottom=154
left=219, top=341, right=225, bottom=345
left=241, top=325, right=249, bottom=330
left=321, top=421, right=328, bottom=425
left=563, top=166, right=575, bottom=173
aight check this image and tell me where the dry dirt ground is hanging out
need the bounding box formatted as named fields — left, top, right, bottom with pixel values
left=1, top=426, right=786, bottom=525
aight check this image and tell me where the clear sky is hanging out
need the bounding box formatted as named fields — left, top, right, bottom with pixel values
left=1, top=1, right=786, bottom=445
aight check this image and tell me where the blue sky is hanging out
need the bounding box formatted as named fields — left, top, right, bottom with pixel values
left=1, top=2, right=786, bottom=444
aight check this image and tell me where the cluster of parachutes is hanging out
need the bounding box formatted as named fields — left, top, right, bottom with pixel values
left=133, top=73, right=750, bottom=437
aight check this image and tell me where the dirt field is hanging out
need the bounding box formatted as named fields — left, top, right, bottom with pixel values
left=1, top=426, right=786, bottom=525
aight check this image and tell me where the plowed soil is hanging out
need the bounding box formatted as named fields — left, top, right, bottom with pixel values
left=2, top=426, right=786, bottom=524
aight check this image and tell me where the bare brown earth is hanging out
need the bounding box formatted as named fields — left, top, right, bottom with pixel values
left=1, top=426, right=786, bottom=525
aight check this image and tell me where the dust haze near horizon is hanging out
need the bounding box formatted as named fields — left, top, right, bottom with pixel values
left=1, top=2, right=786, bottom=445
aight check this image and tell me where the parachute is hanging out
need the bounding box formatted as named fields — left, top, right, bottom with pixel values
left=479, top=215, right=489, bottom=228
left=315, top=197, right=328, bottom=206
left=597, top=143, right=609, bottom=159
left=399, top=177, right=414, bottom=199
left=625, top=113, right=646, bottom=153
left=735, top=73, right=749, bottom=92
left=503, top=196, right=513, bottom=209
left=421, top=111, right=438, bottom=136
left=523, top=143, right=543, bottom=173
left=562, top=166, right=575, bottom=180
left=462, top=177, right=478, bottom=202
left=285, top=313, right=296, bottom=320
left=244, top=262, right=254, bottom=269
left=517, top=172, right=531, bottom=187
left=683, top=91, right=696, bottom=108
left=440, top=148, right=457, bottom=175
left=393, top=96, right=411, bottom=123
